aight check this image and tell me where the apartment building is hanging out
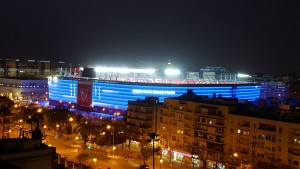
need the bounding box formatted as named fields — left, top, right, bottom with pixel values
left=126, top=97, right=163, bottom=142
left=229, top=109, right=300, bottom=168
left=156, top=90, right=300, bottom=168
left=157, top=90, right=237, bottom=168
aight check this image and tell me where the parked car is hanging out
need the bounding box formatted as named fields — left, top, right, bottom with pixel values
left=138, top=164, right=149, bottom=169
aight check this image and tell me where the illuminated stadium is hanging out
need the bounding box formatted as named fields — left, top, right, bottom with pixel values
left=48, top=67, right=261, bottom=114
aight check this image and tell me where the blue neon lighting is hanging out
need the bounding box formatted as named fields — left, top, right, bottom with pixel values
left=48, top=79, right=78, bottom=103
left=49, top=79, right=261, bottom=110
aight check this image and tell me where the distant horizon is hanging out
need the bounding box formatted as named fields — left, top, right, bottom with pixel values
left=2, top=57, right=299, bottom=76
left=1, top=1, right=299, bottom=75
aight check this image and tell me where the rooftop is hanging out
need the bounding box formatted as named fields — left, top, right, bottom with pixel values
left=0, top=138, right=54, bottom=155
left=231, top=104, right=300, bottom=124
left=169, top=90, right=239, bottom=106
left=128, top=97, right=163, bottom=107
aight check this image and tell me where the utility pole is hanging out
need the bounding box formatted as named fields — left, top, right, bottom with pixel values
left=149, top=133, right=158, bottom=169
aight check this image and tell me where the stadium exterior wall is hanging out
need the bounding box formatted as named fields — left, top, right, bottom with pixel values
left=48, top=78, right=260, bottom=111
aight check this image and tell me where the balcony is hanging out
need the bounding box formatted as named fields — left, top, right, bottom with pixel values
left=184, top=116, right=192, bottom=121
left=127, top=123, right=152, bottom=129
left=194, top=110, right=224, bottom=118
left=127, top=116, right=152, bottom=122
left=184, top=124, right=191, bottom=129
left=289, top=132, right=300, bottom=137
left=288, top=148, right=300, bottom=156
left=239, top=123, right=250, bottom=127
left=196, top=137, right=224, bottom=144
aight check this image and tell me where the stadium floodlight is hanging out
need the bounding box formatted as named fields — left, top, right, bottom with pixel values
left=95, top=67, right=155, bottom=74
left=164, top=68, right=180, bottom=76
left=79, top=67, right=84, bottom=71
left=237, top=73, right=251, bottom=78
left=53, top=76, right=58, bottom=82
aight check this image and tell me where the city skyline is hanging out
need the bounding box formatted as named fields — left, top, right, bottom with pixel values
left=0, top=1, right=299, bottom=74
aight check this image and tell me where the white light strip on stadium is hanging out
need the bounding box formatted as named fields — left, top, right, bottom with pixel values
left=237, top=73, right=251, bottom=78
left=95, top=67, right=156, bottom=74
left=164, top=68, right=180, bottom=75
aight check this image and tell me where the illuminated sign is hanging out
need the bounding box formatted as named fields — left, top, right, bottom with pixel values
left=77, top=81, right=92, bottom=107
left=132, top=89, right=175, bottom=95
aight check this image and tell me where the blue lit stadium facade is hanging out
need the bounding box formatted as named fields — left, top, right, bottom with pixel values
left=48, top=78, right=260, bottom=110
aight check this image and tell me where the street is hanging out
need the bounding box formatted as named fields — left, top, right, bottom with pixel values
left=43, top=131, right=197, bottom=169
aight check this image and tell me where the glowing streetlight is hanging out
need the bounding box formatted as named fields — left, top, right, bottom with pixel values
left=56, top=124, right=59, bottom=128
left=234, top=152, right=238, bottom=157
left=93, top=158, right=97, bottom=165
left=107, top=125, right=115, bottom=156
left=69, top=117, right=73, bottom=122
left=75, top=136, right=79, bottom=140
left=37, top=108, right=42, bottom=113
left=160, top=159, right=163, bottom=169
left=233, top=152, right=242, bottom=165
left=43, top=125, right=47, bottom=129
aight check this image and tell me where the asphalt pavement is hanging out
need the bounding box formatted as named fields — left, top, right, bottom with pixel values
left=42, top=131, right=197, bottom=169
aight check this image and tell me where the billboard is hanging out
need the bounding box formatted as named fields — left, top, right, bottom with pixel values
left=77, top=81, right=92, bottom=108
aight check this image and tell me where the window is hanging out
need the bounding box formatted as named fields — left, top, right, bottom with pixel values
left=294, top=161, right=299, bottom=166
left=257, top=142, right=264, bottom=148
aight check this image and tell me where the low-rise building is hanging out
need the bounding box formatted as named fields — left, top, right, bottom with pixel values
left=0, top=78, right=48, bottom=101
left=0, top=138, right=56, bottom=169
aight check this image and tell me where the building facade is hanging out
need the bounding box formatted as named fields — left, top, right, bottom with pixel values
left=0, top=139, right=56, bottom=169
left=156, top=90, right=300, bottom=168
left=0, top=78, right=48, bottom=101
left=126, top=97, right=163, bottom=142
left=260, top=82, right=287, bottom=99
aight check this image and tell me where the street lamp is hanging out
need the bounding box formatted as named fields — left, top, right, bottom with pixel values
left=107, top=125, right=115, bottom=156
left=93, top=158, right=97, bottom=166
left=69, top=117, right=73, bottom=122
left=149, top=133, right=159, bottom=169
left=160, top=159, right=163, bottom=169
left=234, top=152, right=242, bottom=166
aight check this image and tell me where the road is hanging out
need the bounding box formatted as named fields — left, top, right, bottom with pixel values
left=43, top=131, right=196, bottom=169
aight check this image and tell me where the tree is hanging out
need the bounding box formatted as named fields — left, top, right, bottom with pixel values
left=188, top=144, right=199, bottom=169
left=211, top=150, right=225, bottom=169
left=43, top=108, right=72, bottom=136
left=198, top=146, right=209, bottom=169
left=1, top=105, right=10, bottom=139
left=79, top=121, right=92, bottom=149
left=140, top=145, right=153, bottom=165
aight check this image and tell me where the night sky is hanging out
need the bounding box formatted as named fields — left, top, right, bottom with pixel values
left=0, top=0, right=299, bottom=74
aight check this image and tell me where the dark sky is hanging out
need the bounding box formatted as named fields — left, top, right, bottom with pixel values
left=0, top=0, right=299, bottom=74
